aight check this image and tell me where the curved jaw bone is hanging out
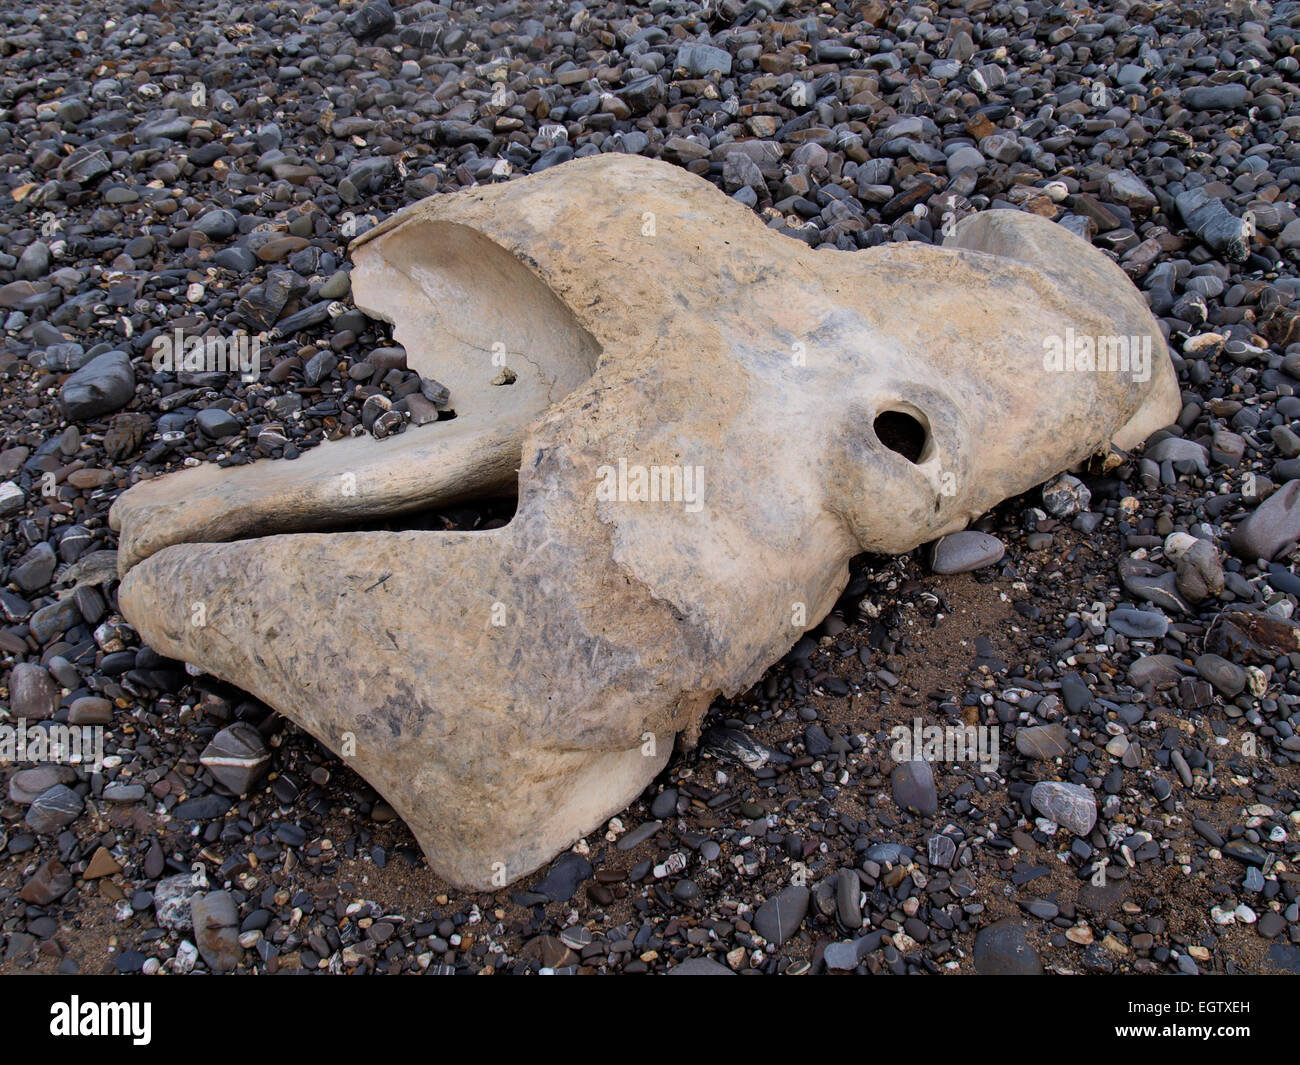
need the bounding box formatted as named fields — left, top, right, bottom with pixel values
left=112, top=154, right=1179, bottom=890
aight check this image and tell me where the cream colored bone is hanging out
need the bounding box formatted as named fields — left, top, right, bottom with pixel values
left=110, top=155, right=1180, bottom=889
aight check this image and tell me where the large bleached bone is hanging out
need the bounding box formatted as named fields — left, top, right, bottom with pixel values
left=110, top=155, right=1180, bottom=889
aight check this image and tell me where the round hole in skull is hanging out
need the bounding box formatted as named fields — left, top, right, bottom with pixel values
left=873, top=409, right=929, bottom=464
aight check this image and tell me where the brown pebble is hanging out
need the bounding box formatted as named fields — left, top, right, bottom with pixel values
left=67, top=468, right=114, bottom=489
left=83, top=846, right=122, bottom=880
left=68, top=696, right=112, bottom=725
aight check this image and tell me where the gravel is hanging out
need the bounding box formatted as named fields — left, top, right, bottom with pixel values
left=0, top=0, right=1297, bottom=977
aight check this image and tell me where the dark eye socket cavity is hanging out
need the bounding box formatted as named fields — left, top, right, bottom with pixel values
left=872, top=408, right=929, bottom=464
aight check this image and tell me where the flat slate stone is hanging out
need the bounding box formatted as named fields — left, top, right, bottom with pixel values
left=753, top=885, right=810, bottom=946
left=974, top=919, right=1042, bottom=975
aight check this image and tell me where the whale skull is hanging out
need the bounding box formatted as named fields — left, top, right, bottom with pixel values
left=110, top=154, right=1180, bottom=889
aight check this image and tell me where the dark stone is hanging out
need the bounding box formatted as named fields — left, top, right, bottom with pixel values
left=532, top=852, right=593, bottom=902
left=9, top=662, right=58, bottom=718
left=973, top=919, right=1042, bottom=974
left=60, top=350, right=135, bottom=420
left=753, top=885, right=810, bottom=947
left=172, top=794, right=233, bottom=820
left=25, top=785, right=83, bottom=834
left=345, top=0, right=396, bottom=40
left=891, top=758, right=938, bottom=814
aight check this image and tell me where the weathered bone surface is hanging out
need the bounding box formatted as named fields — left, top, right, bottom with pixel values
left=110, top=154, right=1180, bottom=889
